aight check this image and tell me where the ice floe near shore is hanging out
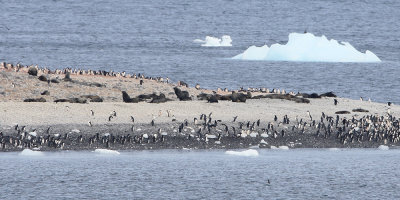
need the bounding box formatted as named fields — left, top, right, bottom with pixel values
left=19, top=149, right=44, bottom=156
left=233, top=32, right=381, bottom=62
left=225, top=149, right=259, bottom=156
left=94, top=149, right=120, bottom=155
left=378, top=145, right=389, bottom=150
left=194, top=35, right=232, bottom=47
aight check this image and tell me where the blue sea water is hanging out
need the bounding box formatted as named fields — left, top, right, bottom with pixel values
left=0, top=0, right=399, bottom=103
left=1, top=149, right=399, bottom=200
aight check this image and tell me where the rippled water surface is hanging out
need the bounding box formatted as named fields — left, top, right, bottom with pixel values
left=0, top=0, right=399, bottom=103
left=1, top=149, right=400, bottom=200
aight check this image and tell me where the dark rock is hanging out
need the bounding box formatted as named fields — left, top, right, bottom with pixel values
left=207, top=95, right=219, bottom=103
left=41, top=90, right=50, bottom=95
left=38, top=75, right=48, bottom=82
left=335, top=111, right=351, bottom=114
left=352, top=108, right=369, bottom=113
left=24, top=97, right=46, bottom=102
left=28, top=67, right=38, bottom=76
left=320, top=92, right=337, bottom=97
left=174, top=87, right=191, bottom=101
left=50, top=79, right=60, bottom=83
left=122, top=91, right=139, bottom=103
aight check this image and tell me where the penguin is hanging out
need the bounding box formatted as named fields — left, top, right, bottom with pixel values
left=91, top=110, right=94, bottom=116
left=233, top=116, right=238, bottom=122
left=88, top=121, right=93, bottom=127
left=274, top=115, right=278, bottom=122
left=334, top=99, right=338, bottom=106
left=108, top=115, right=113, bottom=122
left=388, top=102, right=392, bottom=107
left=151, top=120, right=155, bottom=126
left=131, top=116, right=135, bottom=123
left=140, top=80, right=144, bottom=85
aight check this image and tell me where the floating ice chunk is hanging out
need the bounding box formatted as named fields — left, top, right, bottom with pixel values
left=194, top=35, right=232, bottom=47
left=225, top=149, right=259, bottom=157
left=279, top=146, right=289, bottom=150
left=94, top=149, right=120, bottom=155
left=19, top=149, right=44, bottom=156
left=378, top=145, right=389, bottom=150
left=193, top=39, right=205, bottom=43
left=233, top=32, right=381, bottom=63
left=270, top=145, right=289, bottom=150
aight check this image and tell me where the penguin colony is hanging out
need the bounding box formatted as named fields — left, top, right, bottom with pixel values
left=1, top=111, right=398, bottom=151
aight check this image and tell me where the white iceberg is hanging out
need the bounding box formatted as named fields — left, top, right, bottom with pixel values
left=233, top=32, right=381, bottom=63
left=194, top=35, right=232, bottom=47
left=225, top=149, right=259, bottom=157
left=94, top=149, right=120, bottom=155
left=19, top=149, right=44, bottom=156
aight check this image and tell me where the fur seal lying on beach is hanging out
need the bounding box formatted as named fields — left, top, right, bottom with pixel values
left=173, top=87, right=191, bottom=101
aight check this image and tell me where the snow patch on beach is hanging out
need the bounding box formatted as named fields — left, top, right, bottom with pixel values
left=378, top=145, right=389, bottom=150
left=194, top=35, right=232, bottom=47
left=19, top=149, right=44, bottom=156
left=94, top=149, right=120, bottom=155
left=233, top=32, right=381, bottom=62
left=225, top=149, right=259, bottom=157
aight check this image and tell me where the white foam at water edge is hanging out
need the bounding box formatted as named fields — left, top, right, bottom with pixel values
left=232, top=32, right=381, bottom=63
left=378, top=145, right=389, bottom=150
left=194, top=35, right=232, bottom=47
left=328, top=148, right=340, bottom=151
left=225, top=149, right=259, bottom=157
left=19, top=149, right=44, bottom=156
left=94, top=149, right=121, bottom=155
